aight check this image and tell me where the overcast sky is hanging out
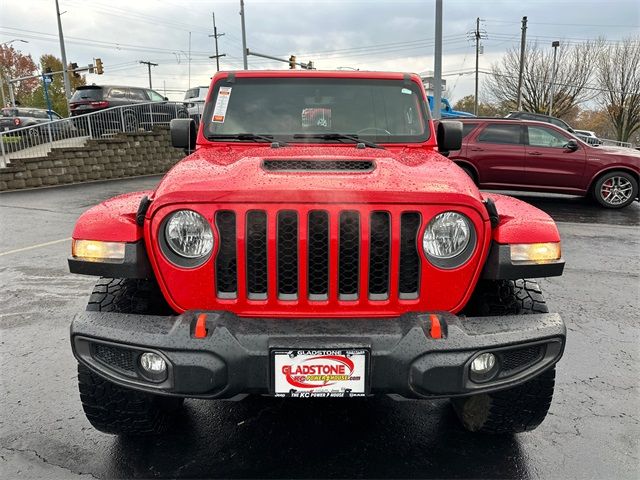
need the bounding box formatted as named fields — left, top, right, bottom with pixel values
left=2, top=0, right=638, bottom=101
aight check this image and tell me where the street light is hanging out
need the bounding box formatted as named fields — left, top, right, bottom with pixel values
left=0, top=40, right=28, bottom=107
left=549, top=41, right=560, bottom=116
left=0, top=39, right=29, bottom=47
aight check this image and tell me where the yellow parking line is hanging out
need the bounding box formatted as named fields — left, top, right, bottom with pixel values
left=0, top=237, right=72, bottom=257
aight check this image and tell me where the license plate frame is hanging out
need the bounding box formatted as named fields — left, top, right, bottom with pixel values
left=271, top=348, right=369, bottom=398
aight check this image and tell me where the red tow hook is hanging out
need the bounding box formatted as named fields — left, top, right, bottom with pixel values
left=429, top=314, right=443, bottom=339
left=194, top=313, right=208, bottom=339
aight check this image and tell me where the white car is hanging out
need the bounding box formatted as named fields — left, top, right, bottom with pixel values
left=183, top=86, right=209, bottom=123
left=574, top=129, right=602, bottom=146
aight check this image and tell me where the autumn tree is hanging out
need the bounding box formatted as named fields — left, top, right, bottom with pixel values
left=453, top=95, right=512, bottom=117
left=29, top=54, right=86, bottom=116
left=485, top=40, right=602, bottom=117
left=0, top=44, right=39, bottom=107
left=596, top=36, right=640, bottom=143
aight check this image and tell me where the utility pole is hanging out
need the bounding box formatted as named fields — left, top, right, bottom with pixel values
left=209, top=11, right=226, bottom=71
left=433, top=0, right=443, bottom=119
left=548, top=41, right=560, bottom=116
left=516, top=16, right=528, bottom=111
left=473, top=17, right=487, bottom=116
left=55, top=0, right=71, bottom=103
left=188, top=32, right=192, bottom=89
left=240, top=0, right=248, bottom=69
left=139, top=61, right=158, bottom=89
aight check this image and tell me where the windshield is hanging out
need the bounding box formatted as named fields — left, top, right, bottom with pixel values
left=203, top=77, right=430, bottom=143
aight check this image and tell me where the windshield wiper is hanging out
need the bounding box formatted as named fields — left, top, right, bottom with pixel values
left=292, top=133, right=384, bottom=149
left=208, top=133, right=288, bottom=147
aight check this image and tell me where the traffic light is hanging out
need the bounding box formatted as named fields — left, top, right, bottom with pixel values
left=289, top=55, right=296, bottom=69
left=69, top=62, right=81, bottom=79
left=95, top=58, right=104, bottom=75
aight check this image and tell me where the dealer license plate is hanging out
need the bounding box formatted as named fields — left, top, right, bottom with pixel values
left=273, top=349, right=368, bottom=398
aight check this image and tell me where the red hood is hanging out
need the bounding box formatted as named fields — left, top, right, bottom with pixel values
left=150, top=145, right=483, bottom=212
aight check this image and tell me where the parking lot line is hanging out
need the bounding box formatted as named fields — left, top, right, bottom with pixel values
left=0, top=237, right=72, bottom=257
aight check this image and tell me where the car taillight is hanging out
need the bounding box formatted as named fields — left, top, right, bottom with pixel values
left=90, top=101, right=110, bottom=108
left=13, top=118, right=21, bottom=126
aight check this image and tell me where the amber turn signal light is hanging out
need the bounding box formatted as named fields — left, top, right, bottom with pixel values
left=72, top=239, right=126, bottom=261
left=510, top=242, right=561, bottom=264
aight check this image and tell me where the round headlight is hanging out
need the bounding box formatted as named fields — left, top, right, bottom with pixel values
left=165, top=210, right=213, bottom=258
left=423, top=212, right=473, bottom=263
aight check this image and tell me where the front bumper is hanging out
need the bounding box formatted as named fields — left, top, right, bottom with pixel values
left=71, top=311, right=565, bottom=399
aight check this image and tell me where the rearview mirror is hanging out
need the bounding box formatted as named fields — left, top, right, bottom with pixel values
left=565, top=139, right=579, bottom=151
left=437, top=120, right=463, bottom=156
left=170, top=118, right=197, bottom=152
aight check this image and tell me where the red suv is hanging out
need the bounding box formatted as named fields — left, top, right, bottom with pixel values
left=449, top=119, right=639, bottom=208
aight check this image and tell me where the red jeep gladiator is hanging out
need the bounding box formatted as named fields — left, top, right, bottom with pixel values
left=69, top=70, right=566, bottom=435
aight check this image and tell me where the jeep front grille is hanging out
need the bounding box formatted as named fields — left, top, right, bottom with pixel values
left=214, top=207, right=422, bottom=303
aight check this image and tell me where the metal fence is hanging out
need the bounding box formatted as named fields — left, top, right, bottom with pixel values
left=1, top=101, right=190, bottom=168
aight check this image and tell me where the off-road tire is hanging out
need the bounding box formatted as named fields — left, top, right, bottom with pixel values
left=78, top=363, right=183, bottom=435
left=452, top=366, right=556, bottom=434
left=453, top=279, right=555, bottom=434
left=78, top=277, right=181, bottom=435
left=462, top=279, right=548, bottom=317
left=86, top=277, right=173, bottom=315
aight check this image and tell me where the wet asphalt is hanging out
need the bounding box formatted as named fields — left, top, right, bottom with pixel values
left=0, top=177, right=638, bottom=479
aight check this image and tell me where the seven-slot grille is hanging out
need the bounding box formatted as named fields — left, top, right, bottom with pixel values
left=214, top=209, right=422, bottom=302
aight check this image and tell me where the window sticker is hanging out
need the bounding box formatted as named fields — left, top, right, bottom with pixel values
left=302, top=108, right=332, bottom=128
left=212, top=86, right=232, bottom=123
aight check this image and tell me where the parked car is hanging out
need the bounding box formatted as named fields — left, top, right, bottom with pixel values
left=505, top=111, right=575, bottom=133
left=183, top=86, right=208, bottom=123
left=69, top=85, right=188, bottom=134
left=573, top=129, right=602, bottom=146
left=427, top=96, right=476, bottom=118
left=449, top=118, right=639, bottom=208
left=1, top=107, right=76, bottom=141
left=68, top=70, right=567, bottom=437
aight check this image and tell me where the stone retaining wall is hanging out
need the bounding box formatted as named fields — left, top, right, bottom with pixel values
left=0, top=126, right=184, bottom=191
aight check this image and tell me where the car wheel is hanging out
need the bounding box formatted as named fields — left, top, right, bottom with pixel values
left=452, top=279, right=555, bottom=434
left=593, top=171, right=638, bottom=209
left=459, top=165, right=477, bottom=185
left=25, top=127, right=41, bottom=145
left=123, top=113, right=139, bottom=132
left=78, top=278, right=182, bottom=435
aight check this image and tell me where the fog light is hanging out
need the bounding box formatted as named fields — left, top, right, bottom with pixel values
left=471, top=353, right=496, bottom=374
left=140, top=352, right=167, bottom=374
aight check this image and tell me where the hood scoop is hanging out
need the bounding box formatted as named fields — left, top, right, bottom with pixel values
left=262, top=159, right=375, bottom=172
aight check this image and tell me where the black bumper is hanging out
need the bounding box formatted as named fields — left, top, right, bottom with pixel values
left=71, top=311, right=565, bottom=399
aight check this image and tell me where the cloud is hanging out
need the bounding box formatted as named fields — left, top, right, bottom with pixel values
left=1, top=0, right=637, bottom=100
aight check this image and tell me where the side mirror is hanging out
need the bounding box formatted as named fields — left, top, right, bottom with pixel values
left=437, top=120, right=463, bottom=156
left=170, top=118, right=197, bottom=151
left=565, top=139, right=579, bottom=151
left=163, top=96, right=169, bottom=101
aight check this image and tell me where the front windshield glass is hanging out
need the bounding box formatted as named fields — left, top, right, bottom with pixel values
left=203, top=77, right=430, bottom=143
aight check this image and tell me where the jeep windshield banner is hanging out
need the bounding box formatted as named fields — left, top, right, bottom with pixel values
left=273, top=349, right=367, bottom=397
left=204, top=78, right=430, bottom=144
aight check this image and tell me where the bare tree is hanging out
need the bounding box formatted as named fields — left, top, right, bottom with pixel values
left=485, top=41, right=601, bottom=118
left=596, top=36, right=640, bottom=142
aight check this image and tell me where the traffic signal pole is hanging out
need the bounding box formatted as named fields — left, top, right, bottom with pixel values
left=246, top=49, right=315, bottom=69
